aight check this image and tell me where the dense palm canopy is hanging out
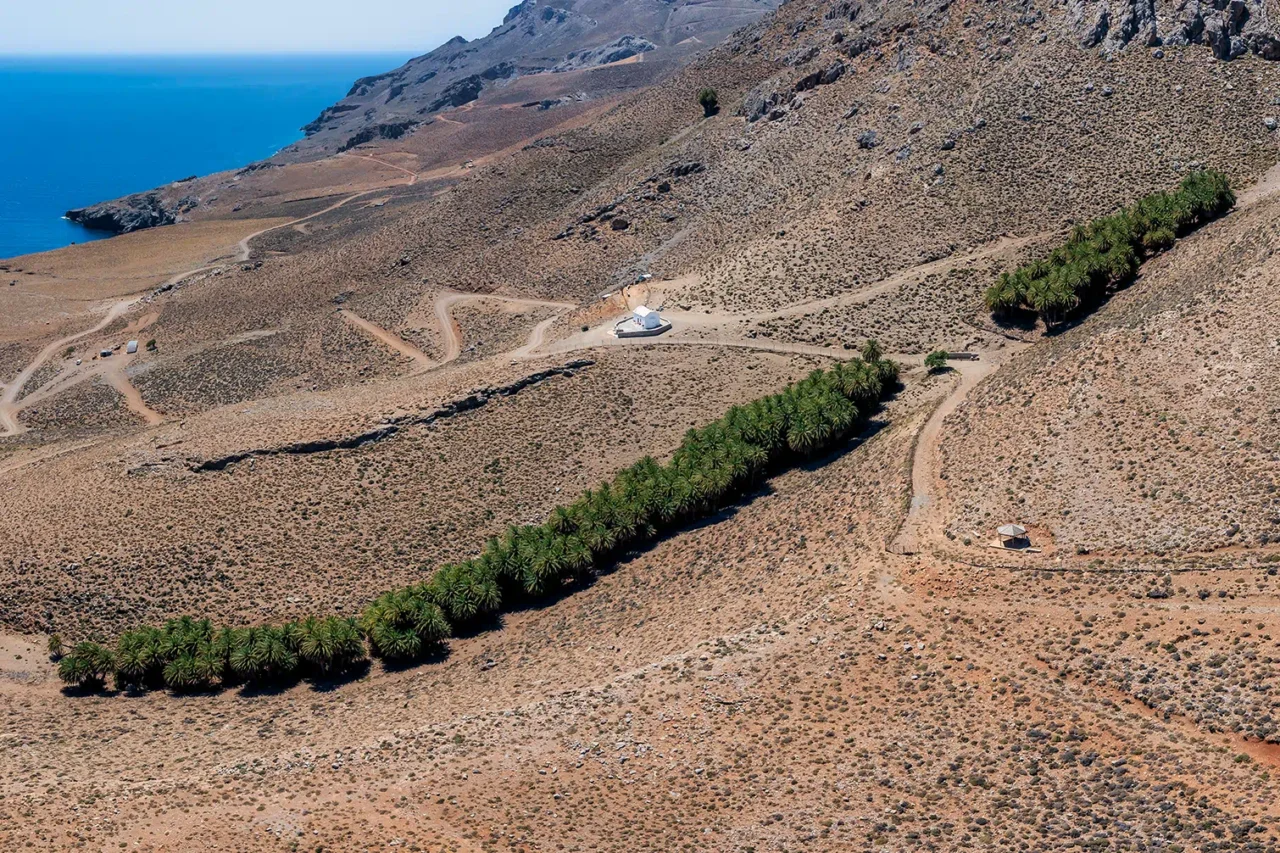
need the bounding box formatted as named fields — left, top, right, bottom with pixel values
left=58, top=354, right=900, bottom=695
left=985, top=169, right=1234, bottom=324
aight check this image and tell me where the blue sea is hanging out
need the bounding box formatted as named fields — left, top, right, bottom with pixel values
left=0, top=54, right=410, bottom=260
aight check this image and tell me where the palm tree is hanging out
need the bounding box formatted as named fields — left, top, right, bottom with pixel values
left=1025, top=277, right=1058, bottom=325
left=362, top=586, right=451, bottom=661
left=580, top=520, right=619, bottom=557
left=562, top=534, right=594, bottom=577
left=547, top=505, right=576, bottom=535
left=295, top=616, right=332, bottom=670
left=325, top=618, right=367, bottom=673
left=228, top=627, right=264, bottom=682
left=369, top=621, right=422, bottom=660
left=861, top=339, right=883, bottom=363
left=1141, top=225, right=1175, bottom=253
left=58, top=642, right=115, bottom=689
left=984, top=273, right=1022, bottom=314
left=411, top=598, right=450, bottom=646
left=260, top=626, right=299, bottom=678
left=114, top=628, right=160, bottom=689
left=192, top=644, right=225, bottom=687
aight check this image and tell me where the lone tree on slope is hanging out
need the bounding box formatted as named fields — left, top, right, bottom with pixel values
left=698, top=88, right=719, bottom=117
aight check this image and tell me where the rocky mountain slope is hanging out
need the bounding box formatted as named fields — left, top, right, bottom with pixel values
left=15, top=0, right=1280, bottom=633
left=290, top=0, right=784, bottom=157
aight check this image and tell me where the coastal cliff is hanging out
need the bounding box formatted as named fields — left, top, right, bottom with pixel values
left=65, top=189, right=187, bottom=235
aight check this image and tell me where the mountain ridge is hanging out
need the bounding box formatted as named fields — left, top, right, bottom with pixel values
left=288, top=0, right=785, bottom=156
left=63, top=0, right=784, bottom=235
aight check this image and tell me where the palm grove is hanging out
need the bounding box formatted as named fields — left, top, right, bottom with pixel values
left=984, top=169, right=1234, bottom=325
left=58, top=353, right=900, bottom=694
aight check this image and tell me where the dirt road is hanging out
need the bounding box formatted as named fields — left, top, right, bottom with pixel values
left=754, top=233, right=1047, bottom=322
left=888, top=350, right=1023, bottom=555
left=432, top=292, right=576, bottom=365
left=339, top=309, right=436, bottom=372
left=0, top=298, right=138, bottom=436
left=236, top=192, right=370, bottom=263
left=341, top=152, right=420, bottom=186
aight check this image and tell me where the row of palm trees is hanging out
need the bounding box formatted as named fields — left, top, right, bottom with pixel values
left=59, top=614, right=369, bottom=692
left=984, top=169, right=1235, bottom=325
left=58, top=352, right=899, bottom=694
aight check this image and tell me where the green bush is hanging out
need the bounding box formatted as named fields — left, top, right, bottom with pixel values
left=57, top=355, right=900, bottom=695
left=924, top=351, right=949, bottom=372
left=697, top=88, right=719, bottom=118
left=985, top=169, right=1234, bottom=325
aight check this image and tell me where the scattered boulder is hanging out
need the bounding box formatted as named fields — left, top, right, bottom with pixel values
left=743, top=88, right=786, bottom=122
left=668, top=162, right=705, bottom=178
left=795, top=61, right=847, bottom=91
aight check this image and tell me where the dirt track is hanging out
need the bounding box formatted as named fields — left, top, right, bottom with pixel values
left=889, top=350, right=1023, bottom=555
left=0, top=298, right=138, bottom=436
left=339, top=309, right=437, bottom=371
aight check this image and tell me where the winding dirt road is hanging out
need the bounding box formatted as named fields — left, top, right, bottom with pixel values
left=236, top=191, right=372, bottom=263
left=103, top=365, right=164, bottom=425
left=0, top=298, right=138, bottom=436
left=341, top=292, right=577, bottom=373
left=433, top=292, right=576, bottom=364
left=0, top=158, right=424, bottom=435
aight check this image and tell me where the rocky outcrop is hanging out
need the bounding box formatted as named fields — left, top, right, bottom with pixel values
left=65, top=0, right=783, bottom=240
left=282, top=0, right=783, bottom=156
left=1069, top=0, right=1280, bottom=59
left=426, top=75, right=485, bottom=112
left=301, top=103, right=359, bottom=136
left=743, top=60, right=850, bottom=122
left=189, top=360, right=594, bottom=473
left=1103, top=0, right=1160, bottom=52
left=337, top=121, right=420, bottom=153
left=65, top=191, right=181, bottom=235
left=552, top=35, right=657, bottom=71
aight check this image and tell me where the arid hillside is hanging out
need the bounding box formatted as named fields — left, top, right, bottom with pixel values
left=3, top=0, right=1280, bottom=849
left=942, top=174, right=1280, bottom=557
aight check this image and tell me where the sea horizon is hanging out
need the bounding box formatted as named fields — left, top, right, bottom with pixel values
left=0, top=51, right=412, bottom=260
